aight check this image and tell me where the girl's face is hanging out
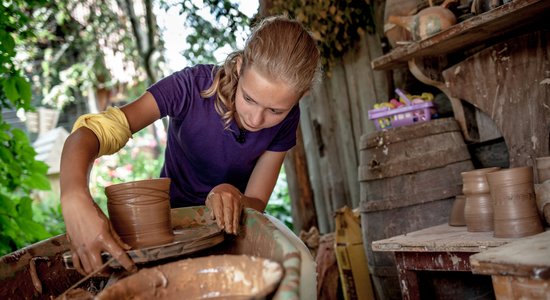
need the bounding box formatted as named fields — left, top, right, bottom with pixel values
left=234, top=65, right=300, bottom=132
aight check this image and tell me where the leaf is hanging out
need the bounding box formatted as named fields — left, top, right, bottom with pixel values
left=0, top=192, right=17, bottom=216
left=2, top=77, right=19, bottom=103
left=17, top=197, right=34, bottom=219
left=22, top=170, right=51, bottom=191
left=0, top=31, right=16, bottom=56
left=15, top=76, right=32, bottom=108
left=16, top=217, right=51, bottom=241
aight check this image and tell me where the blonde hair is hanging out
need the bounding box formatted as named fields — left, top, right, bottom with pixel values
left=201, top=15, right=321, bottom=128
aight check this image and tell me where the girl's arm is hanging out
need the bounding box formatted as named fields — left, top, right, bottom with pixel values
left=60, top=92, right=160, bottom=274
left=206, top=150, right=286, bottom=234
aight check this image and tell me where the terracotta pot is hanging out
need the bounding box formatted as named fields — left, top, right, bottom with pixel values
left=449, top=195, right=466, bottom=226
left=486, top=167, right=544, bottom=238
left=461, top=167, right=500, bottom=232
left=106, top=178, right=174, bottom=249
left=387, top=0, right=457, bottom=41
left=535, top=156, right=550, bottom=183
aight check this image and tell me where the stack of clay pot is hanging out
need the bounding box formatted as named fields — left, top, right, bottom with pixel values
left=461, top=166, right=544, bottom=238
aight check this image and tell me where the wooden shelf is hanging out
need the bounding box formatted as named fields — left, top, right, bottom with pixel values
left=371, top=0, right=550, bottom=70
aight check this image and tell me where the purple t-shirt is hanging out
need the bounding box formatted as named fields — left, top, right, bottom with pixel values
left=147, top=64, right=300, bottom=207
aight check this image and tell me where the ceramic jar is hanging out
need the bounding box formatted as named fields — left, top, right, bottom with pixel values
left=461, top=167, right=500, bottom=232
left=387, top=0, right=457, bottom=41
left=106, top=178, right=174, bottom=248
left=449, top=195, right=466, bottom=226
left=486, top=167, right=544, bottom=238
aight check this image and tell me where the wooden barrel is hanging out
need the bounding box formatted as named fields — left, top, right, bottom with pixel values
left=359, top=118, right=474, bottom=299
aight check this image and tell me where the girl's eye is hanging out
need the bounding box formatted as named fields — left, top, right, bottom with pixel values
left=270, top=109, right=283, bottom=115
left=244, top=96, right=254, bottom=103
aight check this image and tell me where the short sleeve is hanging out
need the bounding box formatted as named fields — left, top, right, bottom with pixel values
left=147, top=65, right=215, bottom=118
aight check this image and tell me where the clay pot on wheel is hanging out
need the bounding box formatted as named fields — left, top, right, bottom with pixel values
left=387, top=0, right=457, bottom=41
left=106, top=178, right=174, bottom=249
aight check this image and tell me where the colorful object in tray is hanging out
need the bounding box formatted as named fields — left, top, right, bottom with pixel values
left=369, top=89, right=434, bottom=131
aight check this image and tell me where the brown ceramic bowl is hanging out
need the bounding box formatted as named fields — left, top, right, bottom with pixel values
left=96, top=255, right=284, bottom=300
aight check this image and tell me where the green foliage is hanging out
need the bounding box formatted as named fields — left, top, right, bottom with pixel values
left=266, top=168, right=293, bottom=231
left=17, top=0, right=146, bottom=109
left=160, top=0, right=250, bottom=64
left=31, top=194, right=66, bottom=238
left=0, top=0, right=56, bottom=256
left=268, top=0, right=375, bottom=73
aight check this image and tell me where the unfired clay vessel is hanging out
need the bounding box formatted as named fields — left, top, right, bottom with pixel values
left=106, top=178, right=174, bottom=249
left=449, top=195, right=466, bottom=226
left=461, top=167, right=500, bottom=232
left=486, top=167, right=544, bottom=238
left=95, top=255, right=284, bottom=300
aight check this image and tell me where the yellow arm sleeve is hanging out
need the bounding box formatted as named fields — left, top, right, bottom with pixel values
left=71, top=106, right=132, bottom=157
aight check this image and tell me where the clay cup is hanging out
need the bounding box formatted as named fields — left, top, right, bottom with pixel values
left=461, top=167, right=500, bottom=232
left=486, top=166, right=544, bottom=238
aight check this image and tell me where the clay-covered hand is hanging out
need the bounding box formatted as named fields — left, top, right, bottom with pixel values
left=62, top=195, right=136, bottom=275
left=205, top=183, right=244, bottom=235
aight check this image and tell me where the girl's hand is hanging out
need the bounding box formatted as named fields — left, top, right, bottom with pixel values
left=205, top=183, right=244, bottom=235
left=62, top=195, right=136, bottom=275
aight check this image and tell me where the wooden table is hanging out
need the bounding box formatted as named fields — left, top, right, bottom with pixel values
left=372, top=224, right=516, bottom=300
left=470, top=231, right=550, bottom=300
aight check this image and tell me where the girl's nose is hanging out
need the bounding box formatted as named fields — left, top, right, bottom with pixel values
left=249, top=108, right=264, bottom=128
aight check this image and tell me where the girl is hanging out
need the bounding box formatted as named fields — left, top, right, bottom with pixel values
left=60, top=15, right=321, bottom=275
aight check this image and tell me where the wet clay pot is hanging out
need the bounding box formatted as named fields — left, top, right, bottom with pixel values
left=449, top=195, right=466, bottom=226
left=106, top=178, right=174, bottom=249
left=95, top=255, right=284, bottom=300
left=535, top=156, right=550, bottom=183
left=462, top=167, right=500, bottom=232
left=486, top=167, right=544, bottom=238
left=387, top=0, right=457, bottom=41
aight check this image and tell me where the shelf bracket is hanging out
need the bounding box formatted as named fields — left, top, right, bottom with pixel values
left=408, top=56, right=476, bottom=142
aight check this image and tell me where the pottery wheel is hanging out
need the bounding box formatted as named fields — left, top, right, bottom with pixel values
left=63, top=223, right=224, bottom=269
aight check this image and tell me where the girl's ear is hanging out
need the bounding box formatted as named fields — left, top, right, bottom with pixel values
left=236, top=57, right=242, bottom=75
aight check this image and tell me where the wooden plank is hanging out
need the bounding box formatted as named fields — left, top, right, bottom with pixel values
left=372, top=223, right=515, bottom=252
left=371, top=0, right=550, bottom=70
left=470, top=230, right=550, bottom=278
left=360, top=117, right=460, bottom=149
left=360, top=160, right=472, bottom=211
left=284, top=126, right=318, bottom=233
left=359, top=131, right=471, bottom=180
left=299, top=92, right=332, bottom=233
left=442, top=30, right=550, bottom=167
left=330, top=62, right=360, bottom=209
left=396, top=251, right=473, bottom=272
